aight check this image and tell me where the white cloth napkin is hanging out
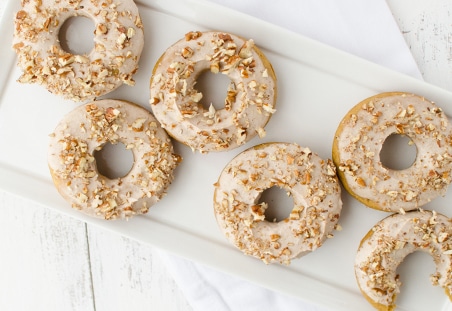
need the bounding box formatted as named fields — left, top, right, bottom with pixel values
left=159, top=1, right=423, bottom=310
left=205, top=0, right=422, bottom=80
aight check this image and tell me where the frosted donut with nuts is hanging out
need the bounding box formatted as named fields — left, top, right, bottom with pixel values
left=213, top=143, right=342, bottom=264
left=13, top=0, right=144, bottom=102
left=150, top=31, right=277, bottom=153
left=332, top=92, right=452, bottom=212
left=355, top=210, right=452, bottom=310
left=48, top=99, right=181, bottom=220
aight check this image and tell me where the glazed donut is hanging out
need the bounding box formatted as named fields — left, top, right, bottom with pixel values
left=332, top=92, right=452, bottom=212
left=48, top=99, right=181, bottom=220
left=13, top=0, right=144, bottom=101
left=213, top=142, right=342, bottom=264
left=355, top=210, right=452, bottom=310
left=150, top=31, right=277, bottom=153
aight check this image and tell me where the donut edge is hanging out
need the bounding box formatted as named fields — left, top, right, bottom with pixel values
left=149, top=31, right=278, bottom=152
left=332, top=91, right=414, bottom=212
left=355, top=227, right=397, bottom=311
left=48, top=99, right=181, bottom=220
left=213, top=141, right=342, bottom=264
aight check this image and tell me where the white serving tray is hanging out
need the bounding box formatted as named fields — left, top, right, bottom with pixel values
left=2, top=1, right=452, bottom=310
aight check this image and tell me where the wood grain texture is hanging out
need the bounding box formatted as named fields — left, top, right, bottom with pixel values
left=87, top=225, right=193, bottom=311
left=387, top=0, right=452, bottom=92
left=0, top=190, right=193, bottom=311
left=0, top=191, right=95, bottom=311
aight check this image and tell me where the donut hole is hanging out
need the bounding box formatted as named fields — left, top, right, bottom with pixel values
left=58, top=16, right=95, bottom=55
left=195, top=70, right=233, bottom=111
left=94, top=142, right=134, bottom=179
left=380, top=134, right=417, bottom=170
left=259, top=186, right=294, bottom=223
left=396, top=251, right=441, bottom=309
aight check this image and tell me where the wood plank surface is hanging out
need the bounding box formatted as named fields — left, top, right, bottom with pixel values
left=387, top=0, right=452, bottom=91
left=0, top=191, right=193, bottom=311
left=0, top=192, right=95, bottom=311
left=87, top=226, right=192, bottom=311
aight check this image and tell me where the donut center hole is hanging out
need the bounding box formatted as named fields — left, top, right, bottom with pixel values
left=380, top=134, right=417, bottom=170
left=94, top=142, right=134, bottom=179
left=259, top=186, right=294, bottom=223
left=58, top=16, right=95, bottom=55
left=396, top=251, right=441, bottom=309
left=195, top=70, right=232, bottom=111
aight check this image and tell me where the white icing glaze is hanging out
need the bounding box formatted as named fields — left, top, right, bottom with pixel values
left=48, top=99, right=181, bottom=220
left=334, top=92, right=452, bottom=212
left=13, top=0, right=144, bottom=102
left=150, top=31, right=277, bottom=153
left=213, top=142, right=342, bottom=264
left=355, top=210, right=452, bottom=310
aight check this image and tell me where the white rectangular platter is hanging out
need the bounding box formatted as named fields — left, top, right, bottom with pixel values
left=2, top=0, right=452, bottom=310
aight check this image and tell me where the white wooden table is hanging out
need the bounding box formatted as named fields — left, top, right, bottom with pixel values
left=1, top=1, right=452, bottom=310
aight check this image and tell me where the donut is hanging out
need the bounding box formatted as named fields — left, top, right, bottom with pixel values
left=12, top=0, right=144, bottom=102
left=149, top=31, right=277, bottom=153
left=332, top=92, right=452, bottom=212
left=48, top=99, right=181, bottom=220
left=355, top=210, right=452, bottom=310
left=213, top=142, right=342, bottom=264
